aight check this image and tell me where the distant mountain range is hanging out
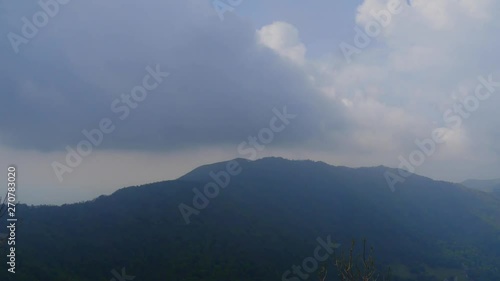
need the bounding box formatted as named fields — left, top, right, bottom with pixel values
left=1, top=158, right=499, bottom=281
left=462, top=178, right=500, bottom=196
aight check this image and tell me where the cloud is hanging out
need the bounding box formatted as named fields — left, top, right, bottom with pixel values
left=0, top=0, right=499, bottom=199
left=0, top=0, right=347, bottom=153
left=257, top=21, right=306, bottom=64
left=327, top=0, right=500, bottom=179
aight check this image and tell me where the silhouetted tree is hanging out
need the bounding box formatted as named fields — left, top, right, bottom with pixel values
left=318, top=239, right=391, bottom=281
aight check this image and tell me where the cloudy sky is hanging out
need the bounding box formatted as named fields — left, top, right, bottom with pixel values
left=1, top=0, right=499, bottom=204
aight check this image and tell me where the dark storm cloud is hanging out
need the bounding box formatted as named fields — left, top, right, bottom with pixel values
left=0, top=0, right=348, bottom=152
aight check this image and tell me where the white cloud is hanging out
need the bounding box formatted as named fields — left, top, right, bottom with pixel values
left=252, top=0, right=500, bottom=181
left=257, top=21, right=307, bottom=64
left=1, top=0, right=499, bottom=204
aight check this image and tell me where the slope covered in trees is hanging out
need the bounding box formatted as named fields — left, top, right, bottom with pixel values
left=0, top=158, right=499, bottom=280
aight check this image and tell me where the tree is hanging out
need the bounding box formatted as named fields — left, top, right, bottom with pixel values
left=318, top=239, right=391, bottom=281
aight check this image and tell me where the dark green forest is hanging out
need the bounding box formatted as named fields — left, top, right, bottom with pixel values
left=1, top=158, right=499, bottom=280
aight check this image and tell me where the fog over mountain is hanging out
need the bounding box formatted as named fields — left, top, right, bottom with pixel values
left=1, top=158, right=500, bottom=280
left=0, top=0, right=499, bottom=280
left=1, top=0, right=499, bottom=204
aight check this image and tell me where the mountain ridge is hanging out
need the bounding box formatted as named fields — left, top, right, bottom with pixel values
left=3, top=157, right=499, bottom=281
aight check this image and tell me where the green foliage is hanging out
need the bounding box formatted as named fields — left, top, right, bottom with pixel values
left=318, top=239, right=391, bottom=281
left=0, top=158, right=499, bottom=280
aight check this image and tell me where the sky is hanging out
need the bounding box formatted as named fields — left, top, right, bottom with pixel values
left=0, top=0, right=499, bottom=205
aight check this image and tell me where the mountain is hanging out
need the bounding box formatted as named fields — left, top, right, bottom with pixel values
left=1, top=157, right=499, bottom=281
left=462, top=179, right=500, bottom=196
